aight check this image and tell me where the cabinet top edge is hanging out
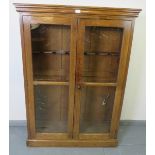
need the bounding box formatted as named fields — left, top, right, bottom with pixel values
left=14, top=3, right=141, bottom=17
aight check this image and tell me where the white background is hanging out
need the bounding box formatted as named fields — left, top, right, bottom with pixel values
left=9, top=0, right=146, bottom=121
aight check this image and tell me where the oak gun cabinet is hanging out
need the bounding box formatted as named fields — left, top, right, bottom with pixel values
left=14, top=3, right=141, bottom=147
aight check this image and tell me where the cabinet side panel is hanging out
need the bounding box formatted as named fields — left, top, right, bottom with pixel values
left=20, top=15, right=36, bottom=138
left=19, top=14, right=31, bottom=139
left=110, top=20, right=135, bottom=138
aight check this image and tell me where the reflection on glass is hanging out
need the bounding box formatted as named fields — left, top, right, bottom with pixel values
left=80, top=86, right=116, bottom=133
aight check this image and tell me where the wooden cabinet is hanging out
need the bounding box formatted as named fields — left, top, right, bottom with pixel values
left=15, top=4, right=141, bottom=147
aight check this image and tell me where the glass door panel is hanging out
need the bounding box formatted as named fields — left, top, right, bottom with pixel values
left=31, top=24, right=70, bottom=82
left=83, top=26, right=123, bottom=83
left=80, top=86, right=116, bottom=133
left=76, top=19, right=125, bottom=139
left=28, top=18, right=73, bottom=137
left=34, top=85, right=69, bottom=133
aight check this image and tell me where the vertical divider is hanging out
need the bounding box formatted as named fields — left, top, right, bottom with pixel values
left=73, top=19, right=85, bottom=139
left=68, top=16, right=78, bottom=138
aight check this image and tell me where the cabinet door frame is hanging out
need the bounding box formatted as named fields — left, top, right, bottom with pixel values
left=21, top=15, right=77, bottom=140
left=73, top=18, right=134, bottom=140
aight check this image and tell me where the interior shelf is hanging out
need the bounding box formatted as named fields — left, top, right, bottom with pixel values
left=33, top=80, right=69, bottom=86
left=84, top=51, right=120, bottom=56
left=33, top=75, right=69, bottom=82
left=33, top=50, right=70, bottom=55
left=32, top=50, right=120, bottom=56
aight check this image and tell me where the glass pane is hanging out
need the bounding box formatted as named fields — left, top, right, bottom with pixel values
left=80, top=86, right=116, bottom=133
left=83, top=26, right=123, bottom=82
left=31, top=24, right=70, bottom=82
left=34, top=85, right=69, bottom=133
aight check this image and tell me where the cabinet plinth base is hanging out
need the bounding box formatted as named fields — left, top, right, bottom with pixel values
left=27, top=139, right=118, bottom=147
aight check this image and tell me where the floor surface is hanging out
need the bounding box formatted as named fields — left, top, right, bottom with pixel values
left=9, top=125, right=146, bottom=155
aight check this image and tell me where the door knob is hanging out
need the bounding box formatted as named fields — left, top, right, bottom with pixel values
left=77, top=85, right=81, bottom=89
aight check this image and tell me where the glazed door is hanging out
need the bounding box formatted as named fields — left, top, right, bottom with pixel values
left=74, top=19, right=132, bottom=139
left=23, top=16, right=76, bottom=140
